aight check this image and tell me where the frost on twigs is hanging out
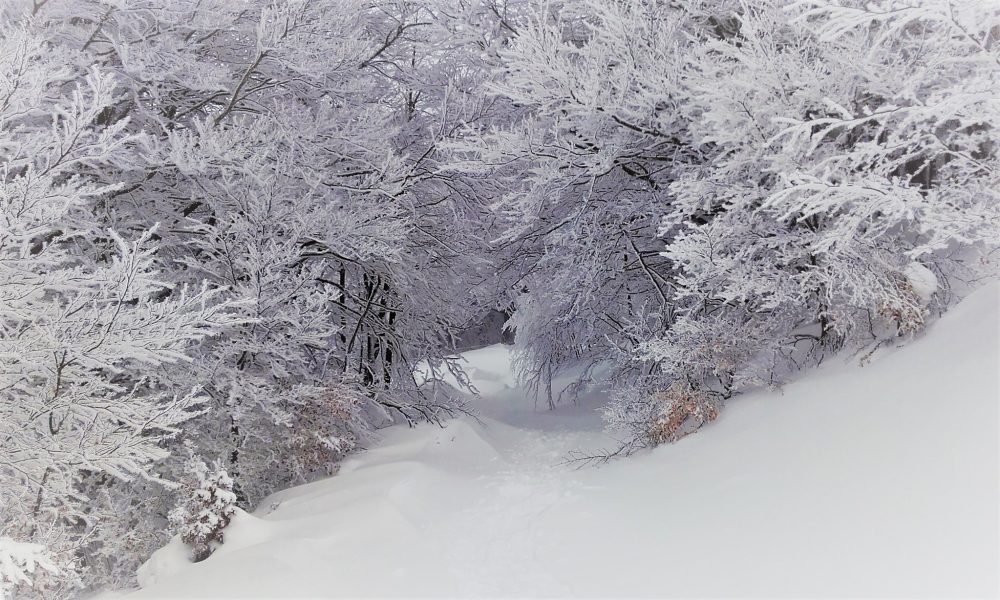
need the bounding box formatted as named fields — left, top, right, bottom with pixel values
left=568, top=379, right=723, bottom=467
left=877, top=271, right=929, bottom=336
left=602, top=380, right=721, bottom=451
left=170, top=458, right=237, bottom=563
left=646, top=382, right=721, bottom=446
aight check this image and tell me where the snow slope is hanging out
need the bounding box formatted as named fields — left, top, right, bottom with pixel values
left=132, top=283, right=999, bottom=598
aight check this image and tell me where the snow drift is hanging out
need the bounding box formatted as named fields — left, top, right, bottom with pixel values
left=131, top=283, right=999, bottom=598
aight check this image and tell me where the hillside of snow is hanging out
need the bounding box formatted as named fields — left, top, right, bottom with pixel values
left=131, top=283, right=999, bottom=598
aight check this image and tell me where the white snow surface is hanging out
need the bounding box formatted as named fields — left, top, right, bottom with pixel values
left=132, top=283, right=999, bottom=598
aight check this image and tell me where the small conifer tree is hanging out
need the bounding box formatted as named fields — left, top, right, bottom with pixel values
left=170, top=459, right=238, bottom=562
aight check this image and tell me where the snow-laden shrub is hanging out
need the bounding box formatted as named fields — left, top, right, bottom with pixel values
left=641, top=312, right=780, bottom=394
left=170, top=459, right=237, bottom=563
left=0, top=537, right=58, bottom=600
left=604, top=380, right=721, bottom=449
left=215, top=381, right=375, bottom=506
left=649, top=383, right=721, bottom=445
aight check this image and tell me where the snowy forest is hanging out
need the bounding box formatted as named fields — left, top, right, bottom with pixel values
left=1, top=0, right=998, bottom=597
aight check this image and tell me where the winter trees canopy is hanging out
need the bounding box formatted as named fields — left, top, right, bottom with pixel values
left=1, top=0, right=998, bottom=596
left=451, top=0, right=999, bottom=450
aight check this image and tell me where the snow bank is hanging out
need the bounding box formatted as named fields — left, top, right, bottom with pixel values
left=132, top=283, right=999, bottom=598
left=136, top=509, right=274, bottom=590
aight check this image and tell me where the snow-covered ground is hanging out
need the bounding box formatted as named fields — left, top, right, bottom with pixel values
left=131, top=283, right=999, bottom=598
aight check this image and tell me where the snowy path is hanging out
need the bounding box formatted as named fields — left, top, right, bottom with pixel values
left=133, top=284, right=999, bottom=598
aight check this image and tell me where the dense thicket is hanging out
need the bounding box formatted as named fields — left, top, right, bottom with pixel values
left=1, top=0, right=997, bottom=597
left=450, top=0, right=999, bottom=452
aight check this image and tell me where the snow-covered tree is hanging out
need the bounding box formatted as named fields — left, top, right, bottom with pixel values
left=6, top=0, right=501, bottom=515
left=642, top=0, right=996, bottom=447
left=653, top=0, right=1000, bottom=385
left=446, top=0, right=706, bottom=406
left=0, top=16, right=240, bottom=595
left=169, top=458, right=237, bottom=563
